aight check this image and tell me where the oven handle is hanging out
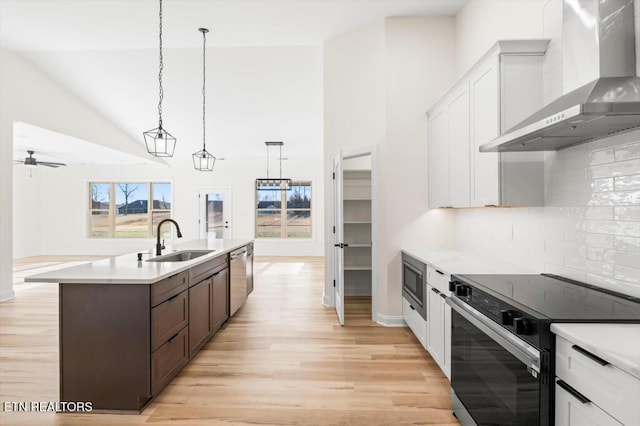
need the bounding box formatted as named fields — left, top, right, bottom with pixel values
left=447, top=297, right=541, bottom=376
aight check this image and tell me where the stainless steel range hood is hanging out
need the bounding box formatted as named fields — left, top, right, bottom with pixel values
left=480, top=0, right=640, bottom=152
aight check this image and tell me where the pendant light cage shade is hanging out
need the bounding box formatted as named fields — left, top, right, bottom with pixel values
left=144, top=0, right=176, bottom=157
left=144, top=127, right=176, bottom=157
left=192, top=149, right=216, bottom=171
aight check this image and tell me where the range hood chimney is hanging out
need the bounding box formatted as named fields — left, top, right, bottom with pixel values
left=480, top=0, right=639, bottom=152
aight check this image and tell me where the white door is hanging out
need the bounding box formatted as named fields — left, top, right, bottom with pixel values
left=199, top=187, right=231, bottom=239
left=333, top=152, right=345, bottom=326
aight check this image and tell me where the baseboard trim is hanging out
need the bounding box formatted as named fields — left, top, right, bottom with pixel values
left=322, top=293, right=332, bottom=307
left=376, top=314, right=407, bottom=327
left=0, top=289, right=16, bottom=302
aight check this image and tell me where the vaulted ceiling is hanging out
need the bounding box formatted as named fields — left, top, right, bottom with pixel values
left=1, top=0, right=467, bottom=164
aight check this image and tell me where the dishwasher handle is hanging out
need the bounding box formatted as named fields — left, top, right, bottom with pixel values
left=230, top=250, right=247, bottom=259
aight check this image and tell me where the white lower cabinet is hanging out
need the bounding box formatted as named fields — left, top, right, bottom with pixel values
left=555, top=382, right=622, bottom=426
left=402, top=297, right=427, bottom=350
left=426, top=268, right=452, bottom=379
left=554, top=334, right=640, bottom=426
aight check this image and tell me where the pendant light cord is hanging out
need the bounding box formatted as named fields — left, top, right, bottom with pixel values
left=158, top=0, right=164, bottom=128
left=202, top=29, right=207, bottom=151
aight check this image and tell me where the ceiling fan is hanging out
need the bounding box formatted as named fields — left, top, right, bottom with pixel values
left=14, top=150, right=67, bottom=168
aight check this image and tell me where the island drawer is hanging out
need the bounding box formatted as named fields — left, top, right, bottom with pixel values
left=189, top=255, right=228, bottom=286
left=151, top=326, right=189, bottom=395
left=152, top=271, right=188, bottom=306
left=151, top=290, right=189, bottom=351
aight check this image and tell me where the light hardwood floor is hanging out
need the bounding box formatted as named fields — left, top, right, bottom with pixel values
left=0, top=256, right=458, bottom=425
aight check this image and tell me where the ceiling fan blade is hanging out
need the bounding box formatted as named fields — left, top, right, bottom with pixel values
left=38, top=161, right=67, bottom=167
left=13, top=160, right=24, bottom=164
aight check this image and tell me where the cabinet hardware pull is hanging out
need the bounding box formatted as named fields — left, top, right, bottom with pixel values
left=556, top=380, right=591, bottom=404
left=439, top=293, right=447, bottom=299
left=571, top=345, right=610, bottom=366
left=167, top=293, right=181, bottom=302
left=435, top=270, right=444, bottom=275
left=431, top=288, right=440, bottom=294
left=409, top=305, right=415, bottom=310
left=168, top=332, right=181, bottom=343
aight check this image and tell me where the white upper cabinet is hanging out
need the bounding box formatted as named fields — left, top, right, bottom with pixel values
left=428, top=106, right=449, bottom=209
left=447, top=84, right=471, bottom=208
left=469, top=55, right=500, bottom=206
left=427, top=40, right=549, bottom=209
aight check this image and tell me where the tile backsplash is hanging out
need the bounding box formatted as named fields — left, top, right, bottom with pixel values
left=455, top=130, right=640, bottom=297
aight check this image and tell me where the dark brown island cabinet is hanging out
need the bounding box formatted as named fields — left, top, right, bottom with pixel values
left=58, top=245, right=253, bottom=413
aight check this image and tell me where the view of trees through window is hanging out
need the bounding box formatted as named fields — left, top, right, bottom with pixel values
left=89, top=182, right=171, bottom=238
left=256, top=182, right=311, bottom=238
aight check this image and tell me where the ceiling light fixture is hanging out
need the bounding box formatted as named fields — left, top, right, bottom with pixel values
left=256, top=141, right=292, bottom=190
left=143, top=0, right=176, bottom=157
left=192, top=27, right=216, bottom=171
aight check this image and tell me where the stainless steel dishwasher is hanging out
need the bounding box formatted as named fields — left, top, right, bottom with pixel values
left=229, top=247, right=248, bottom=316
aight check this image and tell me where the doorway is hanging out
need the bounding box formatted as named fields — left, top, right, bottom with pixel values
left=332, top=149, right=376, bottom=326
left=198, top=187, right=231, bottom=239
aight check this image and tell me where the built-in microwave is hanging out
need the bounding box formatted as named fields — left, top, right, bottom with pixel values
left=401, top=252, right=427, bottom=320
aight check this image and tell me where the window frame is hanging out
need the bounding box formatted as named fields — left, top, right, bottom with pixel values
left=88, top=181, right=173, bottom=239
left=255, top=181, right=312, bottom=239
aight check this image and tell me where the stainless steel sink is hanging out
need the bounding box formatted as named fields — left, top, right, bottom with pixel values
left=146, top=250, right=215, bottom=262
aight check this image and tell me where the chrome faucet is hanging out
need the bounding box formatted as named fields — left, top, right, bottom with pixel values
left=156, top=219, right=183, bottom=255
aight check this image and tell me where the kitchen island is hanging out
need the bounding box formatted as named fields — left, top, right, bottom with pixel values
left=24, top=239, right=254, bottom=413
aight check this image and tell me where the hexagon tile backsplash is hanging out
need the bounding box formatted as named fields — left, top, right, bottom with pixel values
left=455, top=129, right=640, bottom=298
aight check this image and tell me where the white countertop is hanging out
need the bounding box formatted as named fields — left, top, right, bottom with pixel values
left=402, top=247, right=534, bottom=275
left=551, top=323, right=640, bottom=380
left=24, top=239, right=253, bottom=285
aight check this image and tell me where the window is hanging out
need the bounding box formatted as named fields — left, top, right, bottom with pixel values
left=256, top=181, right=311, bottom=238
left=89, top=182, right=172, bottom=238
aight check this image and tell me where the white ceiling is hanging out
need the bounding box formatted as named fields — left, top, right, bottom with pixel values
left=2, top=0, right=467, bottom=165
left=13, top=122, right=165, bottom=166
left=0, top=0, right=467, bottom=51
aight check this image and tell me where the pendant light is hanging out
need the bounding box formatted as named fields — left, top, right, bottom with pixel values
left=192, top=27, right=216, bottom=171
left=143, top=0, right=176, bottom=157
left=255, top=141, right=292, bottom=190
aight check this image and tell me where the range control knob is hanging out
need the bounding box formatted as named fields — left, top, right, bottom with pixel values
left=455, top=284, right=469, bottom=297
left=514, top=317, right=533, bottom=335
left=500, top=309, right=516, bottom=326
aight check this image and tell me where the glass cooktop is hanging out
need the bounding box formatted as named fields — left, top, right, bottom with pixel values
left=454, top=273, right=640, bottom=322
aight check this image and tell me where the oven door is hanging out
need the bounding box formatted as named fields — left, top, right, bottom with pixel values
left=447, top=297, right=543, bottom=426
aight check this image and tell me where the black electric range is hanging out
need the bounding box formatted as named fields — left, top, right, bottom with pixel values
left=447, top=273, right=640, bottom=426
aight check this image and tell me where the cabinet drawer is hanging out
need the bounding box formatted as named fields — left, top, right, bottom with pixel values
left=556, top=336, right=640, bottom=426
left=151, top=326, right=188, bottom=395
left=189, top=256, right=228, bottom=287
left=403, top=298, right=426, bottom=350
left=555, top=381, right=623, bottom=426
left=151, top=290, right=188, bottom=351
left=427, top=266, right=450, bottom=294
left=152, top=271, right=188, bottom=306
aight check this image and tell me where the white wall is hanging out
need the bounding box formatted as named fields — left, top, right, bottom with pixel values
left=323, top=17, right=457, bottom=321
left=451, top=0, right=640, bottom=297
left=1, top=49, right=152, bottom=301
left=455, top=0, right=547, bottom=76
left=24, top=157, right=323, bottom=257
left=21, top=46, right=324, bottom=162
left=12, top=166, right=42, bottom=258
left=5, top=43, right=324, bottom=301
